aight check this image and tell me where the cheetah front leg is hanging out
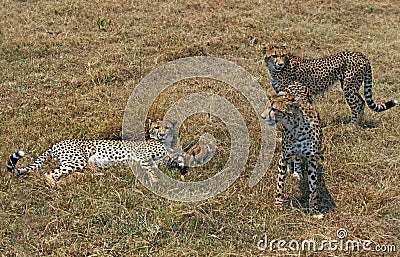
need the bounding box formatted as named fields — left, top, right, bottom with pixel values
left=275, top=155, right=289, bottom=207
left=306, top=156, right=319, bottom=213
left=139, top=160, right=160, bottom=183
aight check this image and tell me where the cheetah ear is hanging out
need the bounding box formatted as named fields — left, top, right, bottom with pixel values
left=281, top=43, right=287, bottom=49
left=168, top=120, right=177, bottom=128
left=148, top=119, right=153, bottom=127
left=261, top=44, right=267, bottom=55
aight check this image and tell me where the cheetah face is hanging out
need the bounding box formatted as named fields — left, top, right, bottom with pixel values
left=262, top=44, right=288, bottom=72
left=148, top=119, right=176, bottom=144
left=261, top=93, right=298, bottom=126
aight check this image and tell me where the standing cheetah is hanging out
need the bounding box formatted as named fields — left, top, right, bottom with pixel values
left=263, top=44, right=398, bottom=124
left=261, top=83, right=323, bottom=212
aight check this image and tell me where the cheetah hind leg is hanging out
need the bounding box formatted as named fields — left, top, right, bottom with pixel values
left=342, top=80, right=365, bottom=124
left=44, top=165, right=75, bottom=188
left=42, top=149, right=89, bottom=188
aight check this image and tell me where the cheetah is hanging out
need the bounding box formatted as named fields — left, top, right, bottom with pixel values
left=261, top=83, right=323, bottom=212
left=262, top=44, right=398, bottom=124
left=7, top=120, right=176, bottom=187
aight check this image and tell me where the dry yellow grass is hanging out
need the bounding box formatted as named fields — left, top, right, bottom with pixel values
left=1, top=0, right=399, bottom=256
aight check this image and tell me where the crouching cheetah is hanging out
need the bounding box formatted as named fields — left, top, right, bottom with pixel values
left=7, top=120, right=176, bottom=187
left=262, top=44, right=398, bottom=124
left=261, top=83, right=323, bottom=213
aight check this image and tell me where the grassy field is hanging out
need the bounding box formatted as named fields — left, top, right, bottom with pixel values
left=1, top=0, right=399, bottom=256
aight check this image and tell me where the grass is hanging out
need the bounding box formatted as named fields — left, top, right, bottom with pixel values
left=1, top=0, right=399, bottom=256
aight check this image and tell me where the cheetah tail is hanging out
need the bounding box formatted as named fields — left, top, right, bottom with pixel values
left=6, top=151, right=25, bottom=171
left=7, top=149, right=50, bottom=176
left=364, top=62, right=398, bottom=112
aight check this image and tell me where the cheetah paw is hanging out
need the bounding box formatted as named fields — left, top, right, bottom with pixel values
left=44, top=173, right=57, bottom=188
left=149, top=171, right=159, bottom=183
left=311, top=213, right=324, bottom=219
left=292, top=172, right=302, bottom=180
left=274, top=201, right=284, bottom=211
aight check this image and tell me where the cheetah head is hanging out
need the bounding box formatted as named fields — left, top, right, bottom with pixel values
left=261, top=92, right=300, bottom=126
left=262, top=44, right=288, bottom=72
left=148, top=119, right=176, bottom=144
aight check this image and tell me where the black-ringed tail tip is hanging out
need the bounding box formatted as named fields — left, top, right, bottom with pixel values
left=369, top=99, right=398, bottom=112
left=6, top=151, right=25, bottom=171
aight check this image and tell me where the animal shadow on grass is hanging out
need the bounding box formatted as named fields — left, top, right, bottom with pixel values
left=287, top=165, right=336, bottom=214
left=362, top=119, right=379, bottom=129
left=326, top=113, right=379, bottom=129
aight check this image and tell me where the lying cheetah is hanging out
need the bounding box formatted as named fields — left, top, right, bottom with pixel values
left=7, top=120, right=176, bottom=187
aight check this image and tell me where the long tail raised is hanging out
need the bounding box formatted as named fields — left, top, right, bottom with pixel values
left=364, top=61, right=398, bottom=112
left=7, top=149, right=51, bottom=176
